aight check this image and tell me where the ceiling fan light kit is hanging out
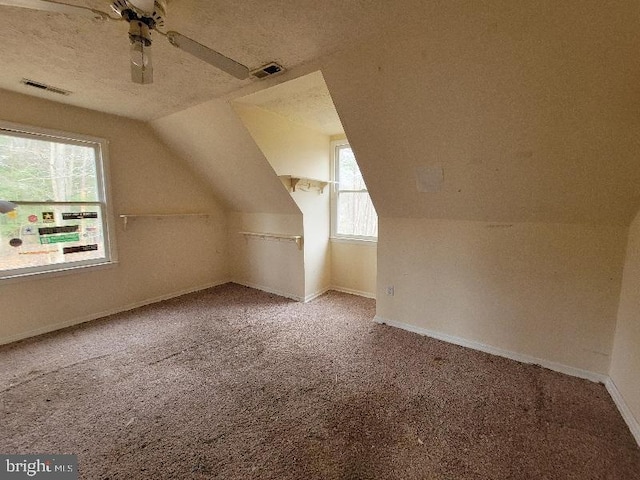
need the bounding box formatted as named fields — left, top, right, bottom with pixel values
left=125, top=0, right=155, bottom=15
left=1, top=0, right=284, bottom=86
left=127, top=19, right=153, bottom=83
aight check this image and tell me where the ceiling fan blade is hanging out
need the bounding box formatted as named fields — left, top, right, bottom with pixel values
left=165, top=31, right=250, bottom=80
left=131, top=61, right=153, bottom=84
left=0, top=0, right=110, bottom=20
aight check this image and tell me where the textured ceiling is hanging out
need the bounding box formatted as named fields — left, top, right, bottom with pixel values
left=0, top=0, right=388, bottom=121
left=234, top=71, right=343, bottom=136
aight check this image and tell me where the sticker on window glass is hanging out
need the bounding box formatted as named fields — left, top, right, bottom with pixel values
left=42, top=212, right=55, bottom=223
left=38, top=226, right=79, bottom=235
left=82, top=225, right=100, bottom=238
left=9, top=238, right=23, bottom=247
left=23, top=226, right=37, bottom=235
left=63, top=244, right=98, bottom=254
left=62, top=212, right=98, bottom=220
left=39, top=233, right=80, bottom=245
left=28, top=214, right=38, bottom=223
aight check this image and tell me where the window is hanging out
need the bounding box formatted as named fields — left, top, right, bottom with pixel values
left=331, top=140, right=378, bottom=240
left=0, top=122, right=116, bottom=280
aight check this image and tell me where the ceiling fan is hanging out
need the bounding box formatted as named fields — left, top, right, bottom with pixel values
left=0, top=0, right=258, bottom=84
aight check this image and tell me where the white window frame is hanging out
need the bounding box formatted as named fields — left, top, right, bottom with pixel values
left=330, top=139, right=377, bottom=242
left=0, top=120, right=117, bottom=281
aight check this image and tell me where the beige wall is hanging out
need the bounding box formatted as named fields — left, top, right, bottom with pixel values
left=330, top=241, right=376, bottom=298
left=610, top=210, right=640, bottom=431
left=228, top=212, right=304, bottom=300
left=151, top=95, right=307, bottom=301
left=233, top=102, right=331, bottom=300
left=0, top=90, right=229, bottom=344
left=301, top=196, right=331, bottom=299
left=376, top=217, right=627, bottom=375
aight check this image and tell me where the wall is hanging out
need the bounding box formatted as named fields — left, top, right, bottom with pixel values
left=609, top=210, right=640, bottom=441
left=232, top=102, right=331, bottom=300
left=376, top=218, right=627, bottom=376
left=0, top=89, right=229, bottom=344
left=228, top=212, right=305, bottom=300
left=330, top=240, right=376, bottom=298
left=151, top=95, right=304, bottom=300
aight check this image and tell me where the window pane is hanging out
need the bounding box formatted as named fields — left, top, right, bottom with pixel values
left=0, top=203, right=107, bottom=276
left=0, top=133, right=99, bottom=202
left=337, top=146, right=367, bottom=191
left=0, top=124, right=112, bottom=280
left=336, top=192, right=378, bottom=237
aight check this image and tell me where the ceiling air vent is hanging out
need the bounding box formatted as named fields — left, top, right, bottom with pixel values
left=20, top=79, right=71, bottom=96
left=251, top=62, right=285, bottom=79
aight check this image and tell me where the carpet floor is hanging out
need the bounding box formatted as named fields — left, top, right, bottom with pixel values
left=1, top=283, right=638, bottom=479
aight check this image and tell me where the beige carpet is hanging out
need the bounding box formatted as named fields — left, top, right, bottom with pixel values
left=1, top=283, right=638, bottom=479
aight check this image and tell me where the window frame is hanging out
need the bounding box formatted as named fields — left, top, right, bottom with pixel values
left=0, top=120, right=118, bottom=281
left=330, top=139, right=378, bottom=242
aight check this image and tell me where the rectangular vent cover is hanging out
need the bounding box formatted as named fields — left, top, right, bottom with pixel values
left=251, top=62, right=285, bottom=79
left=21, top=79, right=71, bottom=96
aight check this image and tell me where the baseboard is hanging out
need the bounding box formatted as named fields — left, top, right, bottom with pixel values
left=304, top=287, right=331, bottom=303
left=0, top=279, right=230, bottom=346
left=606, top=378, right=640, bottom=447
left=330, top=286, right=376, bottom=299
left=373, top=316, right=607, bottom=384
left=232, top=283, right=374, bottom=302
left=232, top=280, right=303, bottom=302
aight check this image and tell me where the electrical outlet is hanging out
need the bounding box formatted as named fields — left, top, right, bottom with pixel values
left=386, top=286, right=395, bottom=296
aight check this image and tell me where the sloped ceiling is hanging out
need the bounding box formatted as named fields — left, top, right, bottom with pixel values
left=0, top=0, right=391, bottom=120
left=319, top=0, right=640, bottom=225
left=234, top=71, right=343, bottom=136
left=150, top=97, right=298, bottom=214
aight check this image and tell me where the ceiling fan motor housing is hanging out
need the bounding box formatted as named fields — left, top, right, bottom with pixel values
left=111, top=0, right=166, bottom=30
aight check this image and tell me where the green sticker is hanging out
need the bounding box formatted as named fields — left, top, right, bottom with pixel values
left=39, top=233, right=80, bottom=244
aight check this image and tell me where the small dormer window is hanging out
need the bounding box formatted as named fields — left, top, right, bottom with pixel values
left=331, top=140, right=378, bottom=240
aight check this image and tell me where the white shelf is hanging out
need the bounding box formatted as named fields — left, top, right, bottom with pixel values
left=119, top=213, right=210, bottom=230
left=239, top=231, right=303, bottom=250
left=279, top=175, right=335, bottom=194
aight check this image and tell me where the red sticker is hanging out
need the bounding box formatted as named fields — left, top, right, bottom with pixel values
left=28, top=215, right=38, bottom=223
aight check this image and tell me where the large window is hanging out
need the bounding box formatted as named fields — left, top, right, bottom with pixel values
left=0, top=122, right=115, bottom=280
left=331, top=140, right=377, bottom=240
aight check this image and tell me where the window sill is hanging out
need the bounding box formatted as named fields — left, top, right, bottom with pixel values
left=0, top=260, right=118, bottom=284
left=330, top=236, right=378, bottom=246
